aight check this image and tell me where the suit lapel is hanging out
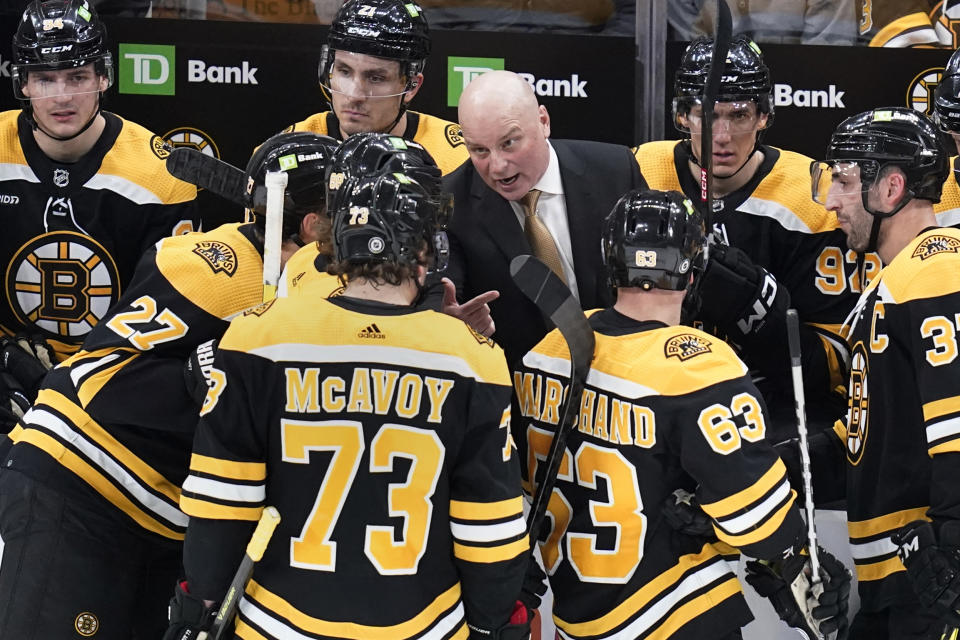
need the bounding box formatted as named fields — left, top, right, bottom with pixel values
left=554, top=141, right=600, bottom=306
left=470, top=172, right=530, bottom=261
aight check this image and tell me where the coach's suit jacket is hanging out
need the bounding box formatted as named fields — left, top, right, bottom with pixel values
left=442, top=139, right=646, bottom=365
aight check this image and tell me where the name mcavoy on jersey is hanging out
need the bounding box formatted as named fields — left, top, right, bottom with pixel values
left=285, top=366, right=455, bottom=423
left=514, top=371, right=656, bottom=448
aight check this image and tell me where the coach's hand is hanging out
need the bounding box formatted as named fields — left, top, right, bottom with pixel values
left=441, top=278, right=499, bottom=337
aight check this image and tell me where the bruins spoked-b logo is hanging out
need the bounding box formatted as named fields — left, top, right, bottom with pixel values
left=907, top=67, right=944, bottom=117
left=846, top=343, right=870, bottom=466
left=6, top=231, right=120, bottom=343
left=192, top=240, right=238, bottom=276
left=912, top=234, right=960, bottom=260
left=74, top=611, right=99, bottom=637
left=664, top=333, right=712, bottom=361
left=162, top=126, right=220, bottom=159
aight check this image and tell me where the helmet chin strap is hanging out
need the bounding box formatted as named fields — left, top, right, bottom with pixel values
left=26, top=93, right=102, bottom=143
left=861, top=188, right=913, bottom=254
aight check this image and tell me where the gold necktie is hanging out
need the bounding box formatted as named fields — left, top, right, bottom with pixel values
left=520, top=189, right=565, bottom=280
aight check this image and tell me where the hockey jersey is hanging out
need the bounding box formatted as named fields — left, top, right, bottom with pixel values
left=181, top=294, right=527, bottom=639
left=931, top=0, right=960, bottom=47
left=277, top=241, right=344, bottom=299
left=6, top=222, right=265, bottom=540
left=858, top=0, right=942, bottom=46
left=0, top=110, right=199, bottom=360
left=934, top=156, right=960, bottom=227
left=286, top=110, right=469, bottom=176
left=837, top=226, right=960, bottom=612
left=513, top=309, right=804, bottom=639
left=634, top=140, right=864, bottom=437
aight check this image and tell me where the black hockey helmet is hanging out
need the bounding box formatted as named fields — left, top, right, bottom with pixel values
left=601, top=189, right=705, bottom=292
left=935, top=48, right=960, bottom=134
left=673, top=34, right=773, bottom=133
left=819, top=107, right=948, bottom=206
left=12, top=0, right=113, bottom=99
left=327, top=132, right=442, bottom=215
left=319, top=0, right=430, bottom=91
left=332, top=171, right=449, bottom=272
left=244, top=132, right=339, bottom=239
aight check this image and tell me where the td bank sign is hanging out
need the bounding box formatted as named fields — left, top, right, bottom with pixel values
left=118, top=43, right=260, bottom=95
left=447, top=56, right=589, bottom=107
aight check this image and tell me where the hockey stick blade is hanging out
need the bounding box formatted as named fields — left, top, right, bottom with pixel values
left=510, top=255, right=595, bottom=543
left=166, top=147, right=252, bottom=208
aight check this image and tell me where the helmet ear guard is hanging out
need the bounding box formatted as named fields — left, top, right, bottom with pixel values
left=935, top=47, right=960, bottom=134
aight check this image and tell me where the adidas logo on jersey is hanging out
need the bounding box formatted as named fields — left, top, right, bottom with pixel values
left=358, top=324, right=386, bottom=339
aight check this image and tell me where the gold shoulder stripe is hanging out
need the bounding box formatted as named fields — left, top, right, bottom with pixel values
left=450, top=496, right=523, bottom=521
left=634, top=140, right=682, bottom=191
left=287, top=112, right=329, bottom=136
left=156, top=223, right=264, bottom=320
left=881, top=229, right=960, bottom=302
left=0, top=111, right=28, bottom=166
left=99, top=117, right=195, bottom=204
left=189, top=453, right=266, bottom=481
left=412, top=112, right=469, bottom=175
left=750, top=148, right=839, bottom=234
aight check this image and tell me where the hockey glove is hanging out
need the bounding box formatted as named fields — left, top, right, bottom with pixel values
left=745, top=546, right=851, bottom=639
left=162, top=581, right=217, bottom=640
left=184, top=339, right=218, bottom=407
left=519, top=556, right=548, bottom=611
left=0, top=370, right=31, bottom=433
left=696, top=243, right=791, bottom=346
left=0, top=334, right=55, bottom=401
left=468, top=600, right=532, bottom=640
left=893, top=520, right=960, bottom=626
left=662, top=488, right=716, bottom=541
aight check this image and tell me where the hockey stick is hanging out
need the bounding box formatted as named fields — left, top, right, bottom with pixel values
left=699, top=0, right=733, bottom=261
left=787, top=309, right=827, bottom=640
left=510, top=255, right=595, bottom=543
left=209, top=506, right=282, bottom=640
left=262, top=171, right=288, bottom=302
left=165, top=147, right=253, bottom=208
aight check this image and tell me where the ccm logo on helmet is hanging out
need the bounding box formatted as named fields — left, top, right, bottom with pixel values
left=40, top=45, right=74, bottom=54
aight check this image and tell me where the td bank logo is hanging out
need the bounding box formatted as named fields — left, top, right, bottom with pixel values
left=447, top=57, right=504, bottom=107
left=119, top=43, right=175, bottom=95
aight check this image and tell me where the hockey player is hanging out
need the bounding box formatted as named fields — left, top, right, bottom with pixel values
left=285, top=0, right=468, bottom=175
left=512, top=188, right=850, bottom=640
left=634, top=35, right=860, bottom=442
left=0, top=132, right=337, bottom=640
left=810, top=107, right=960, bottom=637
left=280, top=132, right=442, bottom=299
left=931, top=47, right=960, bottom=229
left=165, top=170, right=530, bottom=640
left=1, top=0, right=199, bottom=365
left=283, top=131, right=499, bottom=336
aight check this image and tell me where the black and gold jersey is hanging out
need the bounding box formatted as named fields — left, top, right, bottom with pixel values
left=931, top=0, right=960, bottom=47
left=277, top=241, right=344, bottom=299
left=837, top=226, right=960, bottom=612
left=934, top=156, right=960, bottom=228
left=285, top=110, right=468, bottom=175
left=634, top=140, right=864, bottom=434
left=181, top=294, right=526, bottom=639
left=857, top=0, right=941, bottom=46
left=513, top=309, right=804, bottom=640
left=0, top=109, right=199, bottom=360
left=6, top=222, right=265, bottom=540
